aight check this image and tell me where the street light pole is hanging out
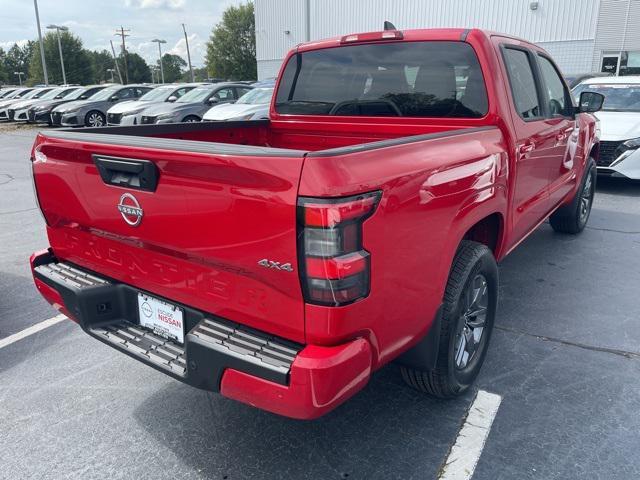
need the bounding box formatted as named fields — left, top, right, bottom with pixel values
left=182, top=24, right=195, bottom=82
left=107, top=68, right=115, bottom=83
left=33, top=0, right=49, bottom=85
left=47, top=25, right=69, bottom=85
left=14, top=72, right=24, bottom=86
left=151, top=39, right=167, bottom=84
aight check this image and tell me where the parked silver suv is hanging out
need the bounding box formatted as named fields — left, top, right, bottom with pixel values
left=139, top=83, right=251, bottom=124
left=51, top=84, right=153, bottom=127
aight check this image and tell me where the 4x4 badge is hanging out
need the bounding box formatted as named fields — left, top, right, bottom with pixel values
left=117, top=193, right=143, bottom=227
left=258, top=259, right=294, bottom=272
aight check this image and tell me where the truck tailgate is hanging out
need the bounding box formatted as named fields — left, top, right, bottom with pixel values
left=32, top=133, right=307, bottom=342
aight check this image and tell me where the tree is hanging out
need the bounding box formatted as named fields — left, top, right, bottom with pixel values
left=87, top=49, right=116, bottom=84
left=157, top=53, right=186, bottom=83
left=27, top=31, right=91, bottom=85
left=121, top=51, right=151, bottom=83
left=0, top=48, right=8, bottom=84
left=181, top=66, right=208, bottom=82
left=5, top=42, right=34, bottom=84
left=205, top=2, right=256, bottom=80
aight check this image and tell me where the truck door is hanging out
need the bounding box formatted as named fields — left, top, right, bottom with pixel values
left=499, top=44, right=556, bottom=245
left=534, top=53, right=579, bottom=205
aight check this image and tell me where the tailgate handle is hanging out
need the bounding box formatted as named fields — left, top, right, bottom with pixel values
left=92, top=155, right=159, bottom=192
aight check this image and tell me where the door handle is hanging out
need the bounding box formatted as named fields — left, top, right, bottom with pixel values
left=92, top=155, right=159, bottom=192
left=518, top=143, right=535, bottom=155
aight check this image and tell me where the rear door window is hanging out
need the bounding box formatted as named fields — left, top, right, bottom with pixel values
left=275, top=41, right=488, bottom=117
left=502, top=48, right=542, bottom=120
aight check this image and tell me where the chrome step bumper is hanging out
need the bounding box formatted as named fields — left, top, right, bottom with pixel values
left=32, top=252, right=303, bottom=389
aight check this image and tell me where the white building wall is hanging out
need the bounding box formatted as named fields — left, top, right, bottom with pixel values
left=592, top=0, right=640, bottom=71
left=538, top=40, right=596, bottom=75
left=255, top=0, right=600, bottom=78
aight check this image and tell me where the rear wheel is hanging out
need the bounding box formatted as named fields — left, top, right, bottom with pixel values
left=182, top=115, right=200, bottom=123
left=85, top=110, right=105, bottom=127
left=549, top=160, right=596, bottom=234
left=401, top=241, right=498, bottom=398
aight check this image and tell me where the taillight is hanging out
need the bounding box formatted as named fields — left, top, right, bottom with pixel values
left=297, top=191, right=381, bottom=306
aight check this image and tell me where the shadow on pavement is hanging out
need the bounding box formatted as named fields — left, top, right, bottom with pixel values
left=134, top=364, right=472, bottom=480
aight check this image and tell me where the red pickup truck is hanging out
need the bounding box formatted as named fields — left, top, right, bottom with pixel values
left=30, top=28, right=603, bottom=419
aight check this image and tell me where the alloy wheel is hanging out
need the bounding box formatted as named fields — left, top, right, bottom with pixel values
left=579, top=173, right=594, bottom=224
left=454, top=274, right=489, bottom=370
left=88, top=113, right=104, bottom=127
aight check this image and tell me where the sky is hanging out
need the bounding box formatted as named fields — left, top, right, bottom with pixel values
left=0, top=0, right=244, bottom=67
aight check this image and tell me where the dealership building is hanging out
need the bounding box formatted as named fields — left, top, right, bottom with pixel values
left=255, top=0, right=640, bottom=79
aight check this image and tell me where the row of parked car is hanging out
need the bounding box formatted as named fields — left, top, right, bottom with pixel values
left=0, top=79, right=275, bottom=128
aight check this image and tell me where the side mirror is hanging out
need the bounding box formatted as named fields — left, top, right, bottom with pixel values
left=167, top=95, right=178, bottom=102
left=79, top=95, right=88, bottom=99
left=207, top=97, right=219, bottom=104
left=110, top=95, right=119, bottom=102
left=577, top=91, right=604, bottom=113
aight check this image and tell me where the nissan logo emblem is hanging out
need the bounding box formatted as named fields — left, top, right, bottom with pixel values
left=117, top=193, right=143, bottom=227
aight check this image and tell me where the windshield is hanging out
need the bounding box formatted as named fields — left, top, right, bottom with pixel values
left=237, top=88, right=273, bottom=105
left=89, top=86, right=120, bottom=101
left=139, top=86, right=173, bottom=101
left=22, top=89, right=45, bottom=100
left=39, top=88, right=65, bottom=100
left=275, top=41, right=488, bottom=117
left=66, top=87, right=93, bottom=100
left=56, top=87, right=81, bottom=99
left=176, top=87, right=212, bottom=103
left=572, top=83, right=640, bottom=112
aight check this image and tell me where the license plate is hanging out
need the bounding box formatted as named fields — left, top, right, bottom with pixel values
left=137, top=293, right=184, bottom=344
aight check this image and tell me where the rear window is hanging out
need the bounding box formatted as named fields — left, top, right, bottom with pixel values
left=275, top=41, right=488, bottom=118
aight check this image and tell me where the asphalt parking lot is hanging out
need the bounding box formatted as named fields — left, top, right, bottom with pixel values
left=1, top=125, right=640, bottom=480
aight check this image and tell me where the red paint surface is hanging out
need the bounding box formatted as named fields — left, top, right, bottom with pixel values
left=30, top=28, right=599, bottom=418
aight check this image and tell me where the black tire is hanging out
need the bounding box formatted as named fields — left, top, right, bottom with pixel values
left=401, top=240, right=498, bottom=398
left=182, top=115, right=200, bottom=123
left=549, top=159, right=596, bottom=234
left=85, top=110, right=106, bottom=127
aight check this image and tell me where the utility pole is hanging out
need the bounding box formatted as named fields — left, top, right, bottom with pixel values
left=109, top=40, right=124, bottom=83
left=115, top=26, right=130, bottom=84
left=33, top=0, right=49, bottom=85
left=151, top=39, right=167, bottom=83
left=182, top=23, right=195, bottom=82
left=46, top=25, right=69, bottom=84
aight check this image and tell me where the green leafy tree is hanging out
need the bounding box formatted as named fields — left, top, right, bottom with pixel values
left=27, top=31, right=91, bottom=85
left=157, top=53, right=186, bottom=83
left=205, top=2, right=256, bottom=80
left=181, top=66, right=208, bottom=82
left=5, top=42, right=35, bottom=84
left=0, top=48, right=8, bottom=84
left=120, top=51, right=151, bottom=83
left=88, top=49, right=117, bottom=84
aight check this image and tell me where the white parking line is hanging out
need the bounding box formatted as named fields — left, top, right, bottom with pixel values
left=0, top=314, right=67, bottom=350
left=439, top=390, right=503, bottom=480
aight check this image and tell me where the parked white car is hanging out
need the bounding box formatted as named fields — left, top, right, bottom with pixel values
left=202, top=87, right=273, bottom=121
left=573, top=75, right=640, bottom=179
left=106, top=83, right=205, bottom=126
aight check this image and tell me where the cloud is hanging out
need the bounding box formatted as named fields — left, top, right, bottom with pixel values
left=167, top=33, right=202, bottom=60
left=124, top=0, right=186, bottom=9
left=0, top=39, right=29, bottom=50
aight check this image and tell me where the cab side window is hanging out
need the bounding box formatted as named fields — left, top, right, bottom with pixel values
left=213, top=88, right=234, bottom=101
left=537, top=55, right=572, bottom=117
left=503, top=48, right=541, bottom=120
left=117, top=88, right=135, bottom=99
left=175, top=87, right=191, bottom=98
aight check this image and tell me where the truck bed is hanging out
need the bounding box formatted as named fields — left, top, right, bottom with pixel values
left=39, top=119, right=474, bottom=156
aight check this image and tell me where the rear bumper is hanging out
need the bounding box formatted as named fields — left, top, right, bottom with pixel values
left=30, top=249, right=372, bottom=419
